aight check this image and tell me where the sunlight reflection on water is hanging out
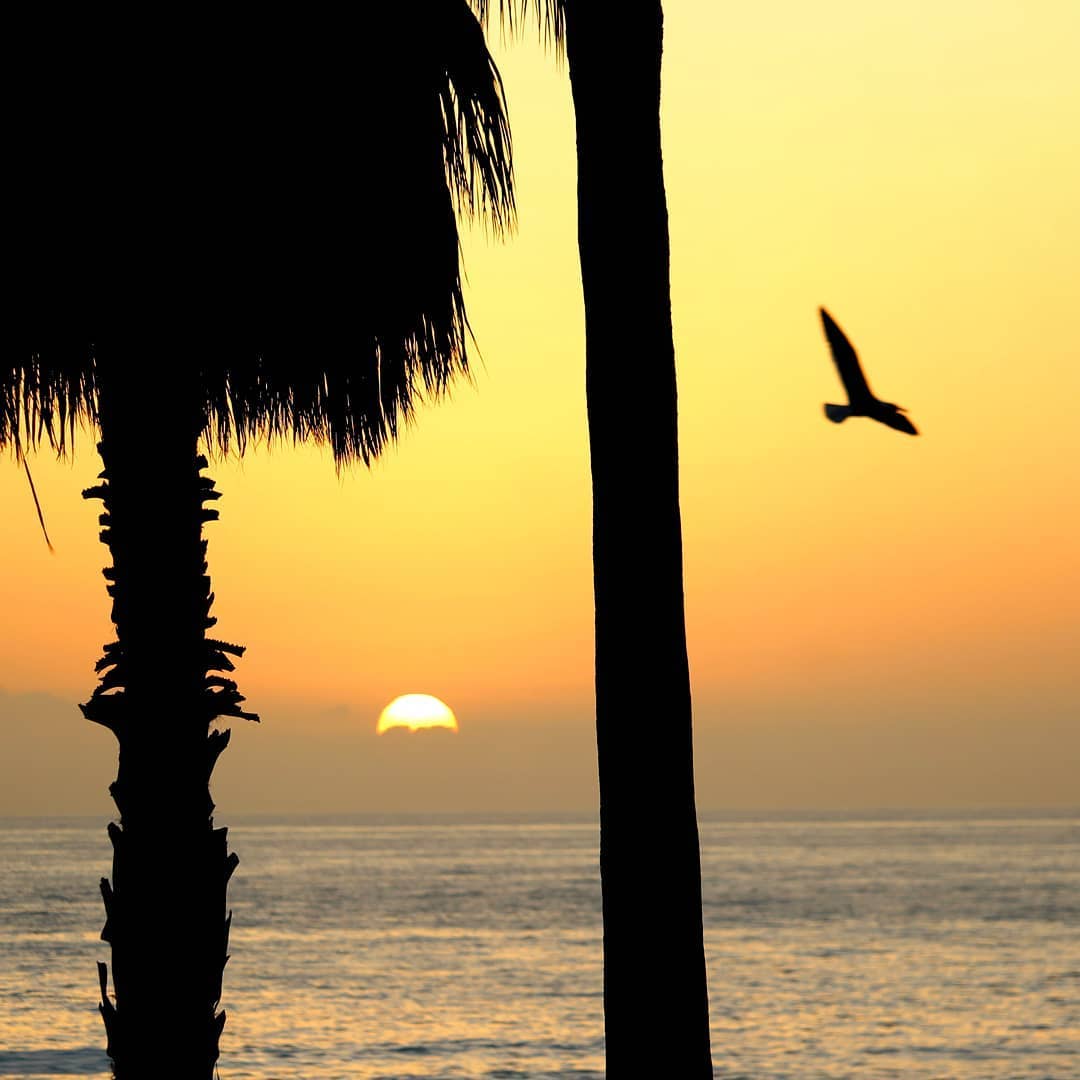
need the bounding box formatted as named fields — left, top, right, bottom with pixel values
left=1, top=814, right=1078, bottom=1078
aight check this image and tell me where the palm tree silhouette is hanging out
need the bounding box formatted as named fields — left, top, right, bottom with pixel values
left=2, top=8, right=512, bottom=1078
left=476, top=4, right=712, bottom=1074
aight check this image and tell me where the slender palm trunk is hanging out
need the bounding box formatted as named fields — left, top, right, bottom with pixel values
left=564, top=5, right=713, bottom=1075
left=81, top=360, right=250, bottom=1078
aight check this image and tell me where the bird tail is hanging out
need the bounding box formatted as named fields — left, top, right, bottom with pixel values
left=824, top=403, right=850, bottom=424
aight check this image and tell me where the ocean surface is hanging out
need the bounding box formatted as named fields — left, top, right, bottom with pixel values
left=1, top=812, right=1078, bottom=1079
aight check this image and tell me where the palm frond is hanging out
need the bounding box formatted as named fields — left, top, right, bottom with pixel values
left=438, top=3, right=516, bottom=234
left=1, top=4, right=516, bottom=468
left=472, top=0, right=566, bottom=48
left=1, top=357, right=97, bottom=458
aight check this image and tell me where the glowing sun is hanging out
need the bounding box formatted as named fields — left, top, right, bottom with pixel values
left=377, top=694, right=458, bottom=735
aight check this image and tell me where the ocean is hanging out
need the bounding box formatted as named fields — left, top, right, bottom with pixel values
left=1, top=813, right=1077, bottom=1079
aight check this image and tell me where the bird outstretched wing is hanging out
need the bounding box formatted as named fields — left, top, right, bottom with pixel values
left=820, top=308, right=873, bottom=405
left=881, top=410, right=919, bottom=436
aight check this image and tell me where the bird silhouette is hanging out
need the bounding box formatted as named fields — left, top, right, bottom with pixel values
left=819, top=307, right=918, bottom=435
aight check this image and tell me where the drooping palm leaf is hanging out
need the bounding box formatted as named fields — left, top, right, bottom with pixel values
left=440, top=3, right=516, bottom=231
left=473, top=0, right=566, bottom=47
left=1, top=358, right=96, bottom=459
left=1, top=3, right=514, bottom=466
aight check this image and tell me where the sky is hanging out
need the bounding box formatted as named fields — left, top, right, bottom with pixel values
left=2, top=1, right=1078, bottom=815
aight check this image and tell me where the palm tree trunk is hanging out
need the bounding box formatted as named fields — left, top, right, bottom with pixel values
left=563, top=5, right=713, bottom=1076
left=81, top=359, right=250, bottom=1078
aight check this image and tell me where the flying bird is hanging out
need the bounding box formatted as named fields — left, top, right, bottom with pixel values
left=819, top=307, right=918, bottom=435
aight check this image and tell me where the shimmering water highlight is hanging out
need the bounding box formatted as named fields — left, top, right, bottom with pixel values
left=1, top=813, right=1077, bottom=1078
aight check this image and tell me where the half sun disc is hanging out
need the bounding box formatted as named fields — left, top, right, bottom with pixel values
left=377, top=694, right=458, bottom=734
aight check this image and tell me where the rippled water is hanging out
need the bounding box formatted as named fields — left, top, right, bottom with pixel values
left=1, top=813, right=1078, bottom=1078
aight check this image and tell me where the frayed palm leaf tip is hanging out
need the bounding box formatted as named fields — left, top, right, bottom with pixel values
left=473, top=0, right=566, bottom=47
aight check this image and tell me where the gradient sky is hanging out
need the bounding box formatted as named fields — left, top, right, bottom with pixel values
left=2, top=1, right=1078, bottom=815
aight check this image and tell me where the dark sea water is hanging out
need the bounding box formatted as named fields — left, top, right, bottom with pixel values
left=1, top=813, right=1078, bottom=1078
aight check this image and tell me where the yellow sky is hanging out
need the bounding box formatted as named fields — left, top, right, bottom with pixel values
left=2, top=1, right=1078, bottom=814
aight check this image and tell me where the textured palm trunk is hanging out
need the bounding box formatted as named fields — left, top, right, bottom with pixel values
left=564, top=5, right=713, bottom=1076
left=81, top=359, right=254, bottom=1078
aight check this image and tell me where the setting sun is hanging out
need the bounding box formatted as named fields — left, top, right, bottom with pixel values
left=376, top=694, right=459, bottom=735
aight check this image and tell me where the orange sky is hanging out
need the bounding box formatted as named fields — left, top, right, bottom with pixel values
left=2, top=1, right=1078, bottom=814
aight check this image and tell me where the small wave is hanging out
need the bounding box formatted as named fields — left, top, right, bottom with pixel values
left=0, top=1048, right=108, bottom=1076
